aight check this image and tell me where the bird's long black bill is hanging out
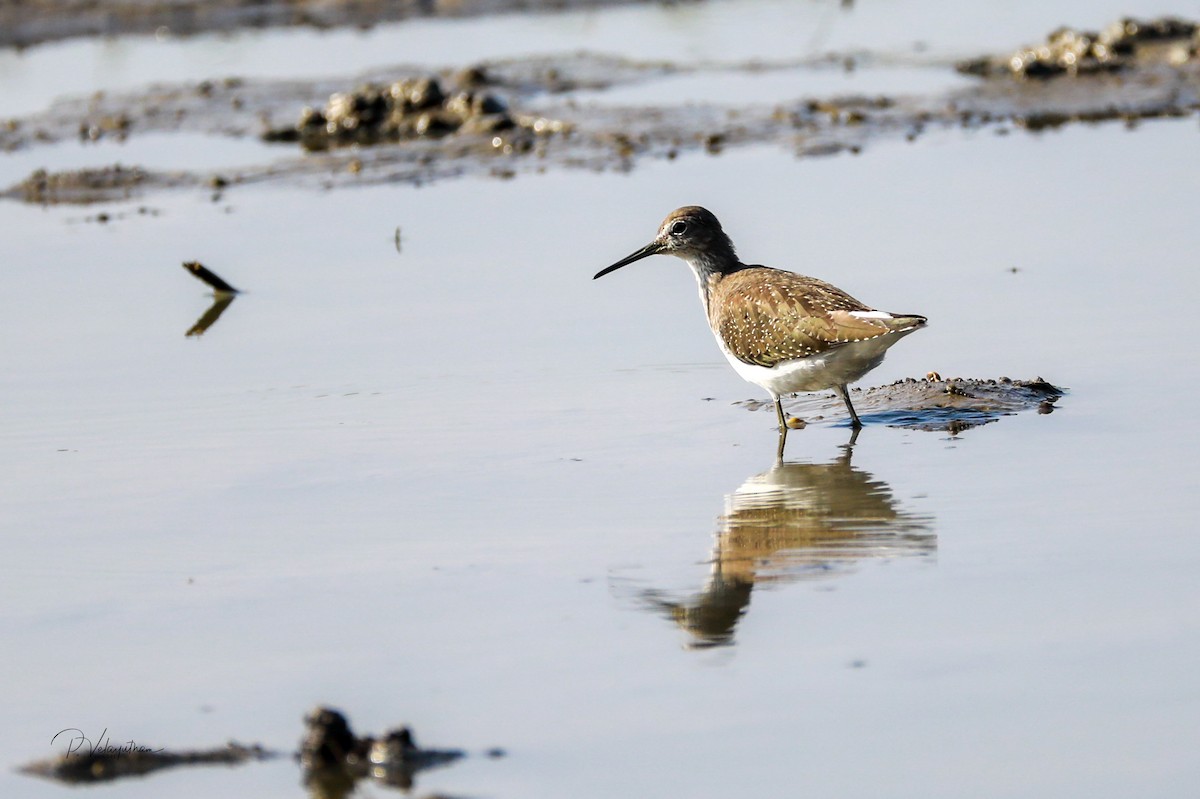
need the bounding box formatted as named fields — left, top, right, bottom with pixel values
left=593, top=242, right=664, bottom=280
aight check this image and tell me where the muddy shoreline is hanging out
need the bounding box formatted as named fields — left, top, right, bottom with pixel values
left=3, top=16, right=1198, bottom=204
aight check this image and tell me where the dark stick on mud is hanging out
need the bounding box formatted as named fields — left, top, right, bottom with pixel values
left=183, top=261, right=240, bottom=294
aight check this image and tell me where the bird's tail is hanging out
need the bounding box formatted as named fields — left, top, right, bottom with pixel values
left=888, top=314, right=928, bottom=332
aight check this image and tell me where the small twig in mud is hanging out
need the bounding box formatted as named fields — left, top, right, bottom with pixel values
left=182, top=261, right=240, bottom=294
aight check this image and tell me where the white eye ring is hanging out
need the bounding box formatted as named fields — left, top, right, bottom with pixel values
left=670, top=220, right=688, bottom=235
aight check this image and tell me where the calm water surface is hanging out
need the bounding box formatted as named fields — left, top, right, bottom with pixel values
left=3, top=0, right=1200, bottom=114
left=2, top=3, right=1200, bottom=798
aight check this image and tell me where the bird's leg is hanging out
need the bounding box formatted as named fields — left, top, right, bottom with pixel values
left=772, top=393, right=788, bottom=433
left=835, top=384, right=863, bottom=429
left=772, top=393, right=789, bottom=461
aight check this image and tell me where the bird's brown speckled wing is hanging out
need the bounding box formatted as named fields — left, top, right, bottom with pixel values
left=709, top=267, right=909, bottom=368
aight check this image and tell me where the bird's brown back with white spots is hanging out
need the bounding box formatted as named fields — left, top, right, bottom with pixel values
left=708, top=267, right=926, bottom=368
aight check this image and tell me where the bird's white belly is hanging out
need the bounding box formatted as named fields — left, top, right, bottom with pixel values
left=714, top=333, right=909, bottom=396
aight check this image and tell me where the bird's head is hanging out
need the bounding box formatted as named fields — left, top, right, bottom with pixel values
left=594, top=206, right=737, bottom=280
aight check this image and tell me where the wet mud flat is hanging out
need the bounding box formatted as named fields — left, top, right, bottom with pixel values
left=3, top=16, right=1199, bottom=205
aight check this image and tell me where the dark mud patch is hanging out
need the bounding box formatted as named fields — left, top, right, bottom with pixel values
left=20, top=741, right=274, bottom=784
left=2, top=18, right=1199, bottom=204
left=19, top=706, right=491, bottom=794
left=738, top=377, right=1066, bottom=434
left=0, top=0, right=668, bottom=50
left=2, top=164, right=190, bottom=203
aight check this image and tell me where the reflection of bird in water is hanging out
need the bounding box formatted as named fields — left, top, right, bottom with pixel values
left=640, top=433, right=934, bottom=648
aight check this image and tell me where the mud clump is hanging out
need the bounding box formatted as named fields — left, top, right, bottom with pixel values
left=857, top=376, right=1065, bottom=433
left=300, top=706, right=466, bottom=794
left=959, top=16, right=1200, bottom=79
left=740, top=376, right=1065, bottom=433
left=263, top=74, right=568, bottom=152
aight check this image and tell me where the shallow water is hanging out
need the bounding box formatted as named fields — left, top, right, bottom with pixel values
left=4, top=0, right=1199, bottom=115
left=3, top=2, right=1200, bottom=798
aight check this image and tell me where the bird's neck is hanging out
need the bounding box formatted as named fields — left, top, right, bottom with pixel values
left=684, top=246, right=743, bottom=312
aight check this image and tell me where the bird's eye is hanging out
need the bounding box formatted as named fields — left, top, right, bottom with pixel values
left=670, top=220, right=688, bottom=235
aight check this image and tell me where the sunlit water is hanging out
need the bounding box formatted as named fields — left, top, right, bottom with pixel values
left=3, top=2, right=1200, bottom=798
